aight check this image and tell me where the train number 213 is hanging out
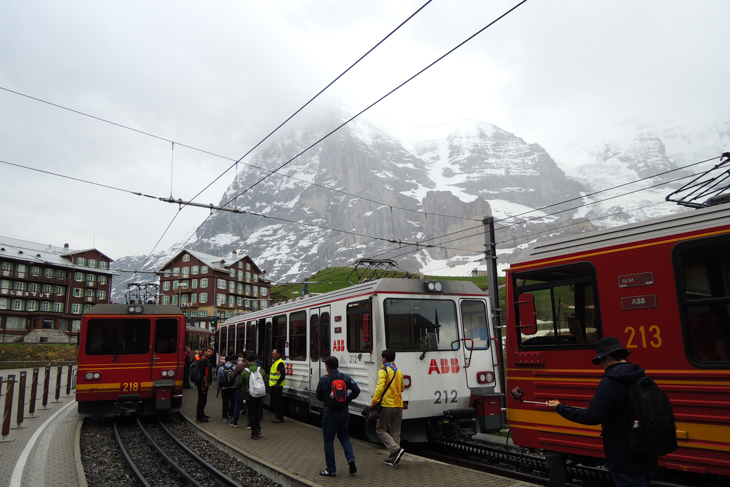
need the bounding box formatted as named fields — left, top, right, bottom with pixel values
left=434, top=390, right=458, bottom=404
left=625, top=325, right=662, bottom=349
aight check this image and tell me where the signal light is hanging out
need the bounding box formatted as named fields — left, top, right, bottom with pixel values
left=476, top=371, right=495, bottom=384
left=403, top=375, right=412, bottom=388
left=424, top=281, right=443, bottom=293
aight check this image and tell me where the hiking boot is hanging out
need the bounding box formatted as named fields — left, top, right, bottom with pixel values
left=348, top=460, right=357, bottom=474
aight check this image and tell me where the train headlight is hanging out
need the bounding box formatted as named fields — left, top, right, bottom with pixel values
left=161, top=369, right=175, bottom=377
left=476, top=371, right=495, bottom=384
left=162, top=370, right=168, bottom=377
left=424, top=281, right=443, bottom=293
left=127, top=305, right=143, bottom=314
left=85, top=372, right=101, bottom=381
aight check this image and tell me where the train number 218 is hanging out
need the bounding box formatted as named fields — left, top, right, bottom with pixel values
left=434, top=390, right=458, bottom=404
left=122, top=382, right=140, bottom=392
left=625, top=325, right=662, bottom=349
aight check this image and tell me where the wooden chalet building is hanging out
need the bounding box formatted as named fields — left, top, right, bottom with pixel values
left=0, top=236, right=115, bottom=343
left=158, top=249, right=271, bottom=325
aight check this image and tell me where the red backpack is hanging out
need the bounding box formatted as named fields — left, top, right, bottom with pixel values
left=329, top=372, right=348, bottom=410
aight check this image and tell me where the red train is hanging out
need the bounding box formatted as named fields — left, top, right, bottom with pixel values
left=76, top=304, right=188, bottom=417
left=504, top=203, right=730, bottom=485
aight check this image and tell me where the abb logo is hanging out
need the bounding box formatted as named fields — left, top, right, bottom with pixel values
left=428, top=358, right=461, bottom=374
left=285, top=363, right=294, bottom=376
left=333, top=340, right=345, bottom=352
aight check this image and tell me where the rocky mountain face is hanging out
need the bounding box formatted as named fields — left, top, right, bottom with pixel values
left=110, top=111, right=729, bottom=300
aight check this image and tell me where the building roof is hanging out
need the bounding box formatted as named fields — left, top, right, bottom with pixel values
left=161, top=248, right=265, bottom=275
left=0, top=236, right=117, bottom=275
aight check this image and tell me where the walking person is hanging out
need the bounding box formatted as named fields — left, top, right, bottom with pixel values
left=195, top=347, right=213, bottom=422
left=269, top=348, right=286, bottom=423
left=216, top=355, right=236, bottom=422
left=548, top=337, right=658, bottom=487
left=240, top=353, right=267, bottom=439
left=316, top=356, right=360, bottom=476
left=370, top=349, right=405, bottom=466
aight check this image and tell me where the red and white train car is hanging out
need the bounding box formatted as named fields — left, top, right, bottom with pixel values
left=217, top=278, right=503, bottom=442
left=76, top=304, right=186, bottom=417
left=505, top=203, right=730, bottom=484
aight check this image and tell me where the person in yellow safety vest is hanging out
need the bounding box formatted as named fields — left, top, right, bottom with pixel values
left=269, top=348, right=286, bottom=423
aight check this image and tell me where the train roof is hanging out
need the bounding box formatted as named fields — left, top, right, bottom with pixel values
left=84, top=304, right=184, bottom=315
left=221, top=277, right=488, bottom=327
left=511, top=203, right=730, bottom=267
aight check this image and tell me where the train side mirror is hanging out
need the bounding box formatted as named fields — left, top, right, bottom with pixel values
left=516, top=293, right=537, bottom=335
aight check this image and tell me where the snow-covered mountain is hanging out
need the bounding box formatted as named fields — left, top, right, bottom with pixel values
left=110, top=110, right=729, bottom=300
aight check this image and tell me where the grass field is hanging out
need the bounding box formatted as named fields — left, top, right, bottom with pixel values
left=0, top=344, right=77, bottom=369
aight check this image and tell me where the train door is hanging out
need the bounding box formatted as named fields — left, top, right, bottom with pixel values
left=459, top=299, right=494, bottom=389
left=260, top=318, right=272, bottom=371
left=151, top=316, right=182, bottom=410
left=309, top=306, right=331, bottom=396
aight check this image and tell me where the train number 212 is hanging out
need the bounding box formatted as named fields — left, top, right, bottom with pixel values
left=624, top=325, right=662, bottom=349
left=434, top=390, right=458, bottom=404
left=122, top=382, right=140, bottom=392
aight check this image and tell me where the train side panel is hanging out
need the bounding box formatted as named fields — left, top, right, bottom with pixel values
left=506, top=206, right=730, bottom=481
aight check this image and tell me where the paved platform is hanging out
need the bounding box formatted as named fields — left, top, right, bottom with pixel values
left=181, top=387, right=538, bottom=487
left=0, top=366, right=84, bottom=487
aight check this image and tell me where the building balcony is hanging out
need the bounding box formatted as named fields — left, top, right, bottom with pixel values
left=1, top=270, right=70, bottom=284
left=179, top=302, right=198, bottom=309
left=85, top=281, right=97, bottom=287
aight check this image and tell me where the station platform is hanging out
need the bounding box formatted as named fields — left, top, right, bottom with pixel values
left=0, top=366, right=84, bottom=487
left=180, top=387, right=537, bottom=487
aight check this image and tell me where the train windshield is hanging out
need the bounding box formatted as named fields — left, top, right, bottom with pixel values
left=85, top=318, right=151, bottom=355
left=384, top=299, right=458, bottom=352
left=461, top=300, right=490, bottom=349
left=514, top=263, right=600, bottom=348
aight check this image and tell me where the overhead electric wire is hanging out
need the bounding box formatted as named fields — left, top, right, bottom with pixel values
left=220, top=0, right=529, bottom=211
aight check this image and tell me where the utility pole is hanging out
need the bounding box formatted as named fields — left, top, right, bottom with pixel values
left=483, top=216, right=506, bottom=408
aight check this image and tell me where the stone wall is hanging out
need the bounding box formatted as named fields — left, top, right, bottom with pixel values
left=23, top=329, right=71, bottom=344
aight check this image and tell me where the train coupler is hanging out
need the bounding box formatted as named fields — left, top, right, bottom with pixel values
left=430, top=408, right=477, bottom=439
left=116, top=394, right=141, bottom=416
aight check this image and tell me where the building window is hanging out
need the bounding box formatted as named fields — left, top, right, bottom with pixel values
left=86, top=274, right=95, bottom=282
left=173, top=281, right=179, bottom=291
left=76, top=257, right=85, bottom=266
left=55, top=269, right=66, bottom=278
left=246, top=272, right=251, bottom=282
left=228, top=281, right=235, bottom=293
left=181, top=294, right=189, bottom=304
left=253, top=286, right=258, bottom=297
left=217, top=294, right=227, bottom=306
left=229, top=268, right=235, bottom=278
left=261, top=301, right=268, bottom=309
left=0, top=297, right=7, bottom=309
left=98, top=275, right=107, bottom=285
left=163, top=281, right=171, bottom=291
left=172, top=268, right=180, bottom=276
left=182, top=254, right=191, bottom=262
left=44, top=268, right=53, bottom=277
left=98, top=261, right=108, bottom=270
left=31, top=266, right=40, bottom=276
left=59, top=319, right=69, bottom=330
left=228, top=295, right=235, bottom=307
left=41, top=284, right=51, bottom=293
left=71, top=303, right=82, bottom=314
left=182, top=267, right=190, bottom=277
left=53, top=302, right=64, bottom=313
left=192, top=266, right=199, bottom=275
left=200, top=293, right=208, bottom=304
left=217, top=279, right=227, bottom=290
left=161, top=295, right=170, bottom=305
left=201, top=266, right=209, bottom=274
left=72, top=320, right=81, bottom=332
left=29, top=283, right=39, bottom=292
left=88, top=259, right=96, bottom=268
left=73, top=288, right=83, bottom=298
left=245, top=284, right=251, bottom=295
left=245, top=299, right=250, bottom=308
left=237, top=270, right=243, bottom=281
left=5, top=316, right=26, bottom=330
left=237, top=296, right=243, bottom=307
left=191, top=293, right=197, bottom=304
left=41, top=301, right=51, bottom=312
left=246, top=263, right=251, bottom=270
left=237, top=283, right=243, bottom=294
left=55, top=286, right=65, bottom=296
left=74, top=272, right=83, bottom=282
left=163, top=269, right=172, bottom=278
left=97, top=290, right=106, bottom=300
left=254, top=274, right=258, bottom=282
left=200, top=278, right=208, bottom=288
left=172, top=295, right=178, bottom=305
left=85, top=289, right=94, bottom=298
left=238, top=261, right=243, bottom=269
left=14, top=281, right=25, bottom=291
left=84, top=304, right=92, bottom=313
left=1, top=262, right=11, bottom=273
left=260, top=287, right=268, bottom=297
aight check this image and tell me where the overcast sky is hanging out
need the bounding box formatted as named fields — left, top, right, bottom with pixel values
left=1, top=0, right=729, bottom=262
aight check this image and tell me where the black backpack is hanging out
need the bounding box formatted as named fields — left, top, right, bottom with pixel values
left=626, top=374, right=677, bottom=458
left=329, top=372, right=349, bottom=410
left=189, top=360, right=202, bottom=382
left=220, top=366, right=234, bottom=387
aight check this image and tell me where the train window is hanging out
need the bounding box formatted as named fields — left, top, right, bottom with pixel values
left=513, top=263, right=600, bottom=348
left=154, top=318, right=178, bottom=354
left=321, top=312, right=331, bottom=359
left=461, top=300, right=490, bottom=349
left=347, top=300, right=372, bottom=353
left=310, top=314, right=319, bottom=361
left=384, top=299, right=458, bottom=352
left=272, top=314, right=287, bottom=357
left=289, top=311, right=307, bottom=360
left=674, top=236, right=730, bottom=365
left=86, top=318, right=151, bottom=355
left=245, top=322, right=255, bottom=354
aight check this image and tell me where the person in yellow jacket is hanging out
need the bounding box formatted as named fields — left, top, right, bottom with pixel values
left=370, top=349, right=405, bottom=466
left=269, top=348, right=286, bottom=423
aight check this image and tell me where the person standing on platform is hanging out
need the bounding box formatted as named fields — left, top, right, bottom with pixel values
left=183, top=347, right=193, bottom=388
left=548, top=337, right=658, bottom=487
left=269, top=348, right=286, bottom=423
left=240, top=353, right=267, bottom=439
left=196, top=347, right=213, bottom=422
left=229, top=353, right=247, bottom=428
left=216, top=355, right=236, bottom=422
left=371, top=349, right=405, bottom=466
left=316, top=355, right=360, bottom=476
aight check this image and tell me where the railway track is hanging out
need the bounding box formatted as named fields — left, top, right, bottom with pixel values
left=113, top=417, right=243, bottom=487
